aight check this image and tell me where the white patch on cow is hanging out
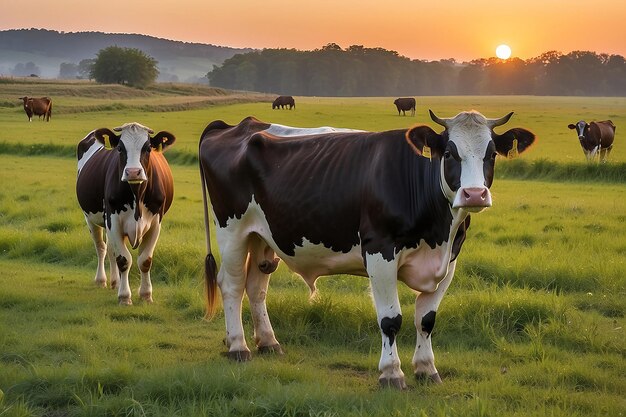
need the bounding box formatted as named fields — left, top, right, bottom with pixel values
left=264, top=123, right=364, bottom=137
left=215, top=197, right=365, bottom=294
left=586, top=146, right=599, bottom=161
left=397, top=243, right=449, bottom=293
left=77, top=130, right=102, bottom=174
left=112, top=202, right=159, bottom=248
left=116, top=123, right=152, bottom=183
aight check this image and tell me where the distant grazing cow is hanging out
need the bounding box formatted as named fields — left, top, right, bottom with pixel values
left=76, top=123, right=175, bottom=305
left=199, top=111, right=535, bottom=389
left=568, top=120, right=616, bottom=163
left=272, top=95, right=296, bottom=110
left=19, top=96, right=52, bottom=122
left=394, top=97, right=416, bottom=116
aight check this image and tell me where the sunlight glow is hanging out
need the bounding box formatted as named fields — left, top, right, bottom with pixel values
left=496, top=44, right=512, bottom=59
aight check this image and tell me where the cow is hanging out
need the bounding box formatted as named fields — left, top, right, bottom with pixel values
left=568, top=120, right=616, bottom=163
left=76, top=122, right=175, bottom=305
left=19, top=96, right=52, bottom=122
left=394, top=97, right=416, bottom=116
left=199, top=111, right=535, bottom=389
left=272, top=95, right=296, bottom=110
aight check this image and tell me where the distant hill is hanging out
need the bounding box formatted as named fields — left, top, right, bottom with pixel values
left=0, top=28, right=254, bottom=83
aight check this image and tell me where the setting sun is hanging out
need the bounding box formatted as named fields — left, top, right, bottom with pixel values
left=496, top=44, right=512, bottom=59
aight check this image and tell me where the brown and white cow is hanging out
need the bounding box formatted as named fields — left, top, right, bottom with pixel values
left=19, top=96, right=52, bottom=122
left=394, top=97, right=416, bottom=116
left=568, top=120, right=616, bottom=163
left=199, top=111, right=535, bottom=389
left=76, top=122, right=175, bottom=305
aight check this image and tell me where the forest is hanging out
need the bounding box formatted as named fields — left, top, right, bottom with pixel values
left=207, top=43, right=626, bottom=96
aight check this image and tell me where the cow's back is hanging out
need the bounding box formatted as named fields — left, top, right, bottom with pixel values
left=595, top=121, right=616, bottom=147
left=200, top=124, right=449, bottom=257
left=76, top=135, right=116, bottom=217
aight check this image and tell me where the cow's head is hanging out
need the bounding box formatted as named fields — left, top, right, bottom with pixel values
left=19, top=97, right=30, bottom=108
left=94, top=122, right=175, bottom=184
left=406, top=110, right=535, bottom=213
left=568, top=120, right=589, bottom=140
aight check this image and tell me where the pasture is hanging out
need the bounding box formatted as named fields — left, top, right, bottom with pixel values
left=0, top=82, right=624, bottom=416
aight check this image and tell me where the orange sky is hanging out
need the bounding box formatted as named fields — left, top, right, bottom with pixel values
left=2, top=0, right=625, bottom=61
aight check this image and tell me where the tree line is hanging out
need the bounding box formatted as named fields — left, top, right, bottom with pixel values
left=207, top=44, right=626, bottom=96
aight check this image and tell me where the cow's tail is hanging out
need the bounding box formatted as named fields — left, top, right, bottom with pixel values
left=199, top=142, right=218, bottom=320
left=48, top=101, right=52, bottom=121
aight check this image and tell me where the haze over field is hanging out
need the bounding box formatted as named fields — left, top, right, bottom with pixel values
left=2, top=0, right=626, bottom=61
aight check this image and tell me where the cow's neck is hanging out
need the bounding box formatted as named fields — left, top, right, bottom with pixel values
left=407, top=155, right=468, bottom=279
left=129, top=182, right=148, bottom=221
left=435, top=208, right=468, bottom=279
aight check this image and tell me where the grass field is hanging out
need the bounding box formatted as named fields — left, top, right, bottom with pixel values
left=0, top=81, right=624, bottom=416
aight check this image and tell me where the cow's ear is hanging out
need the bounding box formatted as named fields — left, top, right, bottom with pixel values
left=405, top=125, right=446, bottom=159
left=568, top=124, right=576, bottom=130
left=94, top=128, right=120, bottom=150
left=493, top=128, right=536, bottom=158
left=151, top=131, right=176, bottom=152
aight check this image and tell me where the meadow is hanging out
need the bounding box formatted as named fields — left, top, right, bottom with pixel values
left=0, top=81, right=624, bottom=416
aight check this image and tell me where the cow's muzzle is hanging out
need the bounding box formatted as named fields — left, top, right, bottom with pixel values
left=123, top=168, right=147, bottom=184
left=453, top=187, right=492, bottom=212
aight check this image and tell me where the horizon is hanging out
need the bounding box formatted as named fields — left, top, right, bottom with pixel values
left=2, top=27, right=624, bottom=65
left=2, top=0, right=625, bottom=62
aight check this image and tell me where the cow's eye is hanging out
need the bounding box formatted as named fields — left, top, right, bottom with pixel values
left=444, top=150, right=451, bottom=159
left=491, top=151, right=497, bottom=160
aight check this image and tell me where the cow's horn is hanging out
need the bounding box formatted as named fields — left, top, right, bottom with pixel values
left=429, top=109, right=447, bottom=127
left=488, top=112, right=514, bottom=128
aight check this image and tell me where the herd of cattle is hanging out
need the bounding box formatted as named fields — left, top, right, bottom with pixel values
left=17, top=93, right=617, bottom=389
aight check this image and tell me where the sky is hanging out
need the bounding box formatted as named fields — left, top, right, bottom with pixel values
left=1, top=0, right=626, bottom=62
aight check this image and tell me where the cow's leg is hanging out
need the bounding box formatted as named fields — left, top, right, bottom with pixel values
left=107, top=220, right=133, bottom=305
left=246, top=235, right=282, bottom=354
left=218, top=233, right=252, bottom=361
left=600, top=146, right=611, bottom=163
left=366, top=253, right=406, bottom=389
left=107, top=240, right=120, bottom=289
left=85, top=217, right=107, bottom=288
left=412, top=260, right=456, bottom=383
left=136, top=220, right=161, bottom=303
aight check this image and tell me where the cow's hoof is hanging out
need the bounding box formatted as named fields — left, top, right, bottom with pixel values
left=379, top=376, right=407, bottom=390
left=118, top=297, right=132, bottom=306
left=110, top=281, right=118, bottom=290
left=258, top=344, right=284, bottom=355
left=227, top=350, right=252, bottom=362
left=415, top=372, right=443, bottom=384
left=140, top=294, right=153, bottom=303
left=95, top=280, right=107, bottom=288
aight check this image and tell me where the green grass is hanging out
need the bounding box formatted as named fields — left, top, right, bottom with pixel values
left=0, top=82, right=624, bottom=416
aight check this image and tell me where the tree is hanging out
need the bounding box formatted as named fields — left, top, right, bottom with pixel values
left=91, top=46, right=158, bottom=88
left=78, top=59, right=95, bottom=80
left=12, top=62, right=40, bottom=77
left=59, top=62, right=78, bottom=79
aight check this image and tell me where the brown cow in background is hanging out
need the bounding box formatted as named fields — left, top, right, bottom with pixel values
left=272, top=95, right=296, bottom=110
left=394, top=97, right=416, bottom=116
left=568, top=120, right=616, bottom=163
left=19, top=96, right=52, bottom=122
